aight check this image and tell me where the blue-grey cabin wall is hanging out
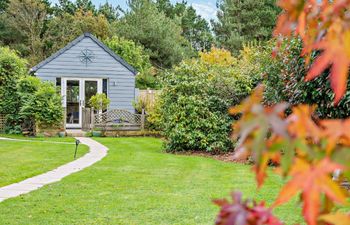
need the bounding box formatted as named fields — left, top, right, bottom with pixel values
left=33, top=36, right=136, bottom=112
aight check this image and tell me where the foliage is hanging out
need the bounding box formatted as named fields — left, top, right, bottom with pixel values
left=52, top=0, right=120, bottom=22
left=212, top=0, right=280, bottom=54
left=44, top=9, right=111, bottom=57
left=155, top=0, right=213, bottom=51
left=18, top=77, right=63, bottom=132
left=115, top=0, right=193, bottom=69
left=273, top=0, right=350, bottom=104
left=0, top=0, right=48, bottom=64
left=105, top=36, right=152, bottom=72
left=89, top=93, right=110, bottom=111
left=214, top=192, right=282, bottom=225
left=0, top=48, right=62, bottom=134
left=146, top=95, right=162, bottom=130
left=104, top=36, right=158, bottom=89
left=199, top=47, right=236, bottom=67
left=264, top=38, right=350, bottom=119
left=215, top=1, right=350, bottom=224
left=0, top=0, right=9, bottom=12
left=228, top=87, right=350, bottom=224
left=52, top=0, right=96, bottom=15
left=158, top=55, right=252, bottom=152
left=0, top=47, right=27, bottom=133
left=97, top=2, right=120, bottom=22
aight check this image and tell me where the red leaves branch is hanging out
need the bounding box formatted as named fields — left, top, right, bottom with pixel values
left=228, top=86, right=350, bottom=224
left=274, top=0, right=350, bottom=104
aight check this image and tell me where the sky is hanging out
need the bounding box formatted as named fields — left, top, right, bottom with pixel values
left=49, top=0, right=218, bottom=21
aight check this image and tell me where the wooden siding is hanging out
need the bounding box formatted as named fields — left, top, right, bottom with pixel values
left=34, top=37, right=135, bottom=112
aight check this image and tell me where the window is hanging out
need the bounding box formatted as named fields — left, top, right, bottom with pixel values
left=103, top=79, right=108, bottom=96
left=56, top=78, right=61, bottom=94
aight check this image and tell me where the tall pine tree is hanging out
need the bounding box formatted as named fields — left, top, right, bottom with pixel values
left=212, top=0, right=280, bottom=54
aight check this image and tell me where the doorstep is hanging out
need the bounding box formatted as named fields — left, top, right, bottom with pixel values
left=66, top=129, right=87, bottom=137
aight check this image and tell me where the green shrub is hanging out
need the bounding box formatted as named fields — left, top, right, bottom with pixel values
left=0, top=47, right=27, bottom=133
left=104, top=36, right=159, bottom=89
left=264, top=39, right=350, bottom=118
left=18, top=77, right=63, bottom=133
left=159, top=59, right=252, bottom=152
left=89, top=93, right=110, bottom=111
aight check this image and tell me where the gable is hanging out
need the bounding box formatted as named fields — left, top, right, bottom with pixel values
left=31, top=33, right=137, bottom=76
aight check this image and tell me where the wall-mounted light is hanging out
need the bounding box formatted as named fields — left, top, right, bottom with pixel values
left=112, top=81, right=117, bottom=86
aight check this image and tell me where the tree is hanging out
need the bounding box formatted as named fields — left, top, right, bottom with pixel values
left=1, top=0, right=48, bottom=64
left=0, top=0, right=9, bottom=12
left=0, top=47, right=27, bottom=133
left=53, top=0, right=95, bottom=15
left=104, top=36, right=158, bottom=89
left=212, top=0, right=280, bottom=54
left=155, top=0, right=213, bottom=51
left=44, top=9, right=111, bottom=57
left=115, top=0, right=193, bottom=68
left=98, top=2, right=120, bottom=22
left=52, top=0, right=77, bottom=15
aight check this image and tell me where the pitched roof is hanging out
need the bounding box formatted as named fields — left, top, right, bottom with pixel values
left=30, top=33, right=138, bottom=75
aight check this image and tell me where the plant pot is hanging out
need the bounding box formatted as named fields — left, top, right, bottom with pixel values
left=58, top=131, right=66, bottom=137
left=92, top=131, right=102, bottom=137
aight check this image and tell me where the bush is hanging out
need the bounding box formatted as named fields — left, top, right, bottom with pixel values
left=0, top=47, right=27, bottom=133
left=264, top=38, right=350, bottom=118
left=89, top=93, right=110, bottom=111
left=18, top=77, right=63, bottom=134
left=158, top=52, right=252, bottom=152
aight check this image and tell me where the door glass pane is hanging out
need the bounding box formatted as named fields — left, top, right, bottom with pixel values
left=85, top=80, right=98, bottom=108
left=66, top=80, right=80, bottom=124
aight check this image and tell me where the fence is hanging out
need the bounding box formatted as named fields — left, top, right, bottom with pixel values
left=81, top=108, right=145, bottom=131
left=136, top=89, right=160, bottom=110
left=0, top=114, right=5, bottom=133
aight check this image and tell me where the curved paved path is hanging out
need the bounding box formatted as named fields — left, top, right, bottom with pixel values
left=0, top=137, right=108, bottom=202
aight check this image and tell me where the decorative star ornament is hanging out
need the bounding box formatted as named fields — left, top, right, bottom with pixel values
left=79, top=49, right=95, bottom=66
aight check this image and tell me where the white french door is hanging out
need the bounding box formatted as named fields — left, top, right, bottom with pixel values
left=62, top=78, right=102, bottom=128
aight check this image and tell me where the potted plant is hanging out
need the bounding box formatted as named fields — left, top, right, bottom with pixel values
left=89, top=93, right=110, bottom=136
left=89, top=93, right=110, bottom=113
left=92, top=127, right=103, bottom=137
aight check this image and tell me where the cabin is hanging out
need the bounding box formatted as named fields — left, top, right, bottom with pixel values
left=30, top=33, right=137, bottom=130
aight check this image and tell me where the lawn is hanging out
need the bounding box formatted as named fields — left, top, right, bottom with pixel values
left=0, top=135, right=89, bottom=187
left=0, top=137, right=302, bottom=224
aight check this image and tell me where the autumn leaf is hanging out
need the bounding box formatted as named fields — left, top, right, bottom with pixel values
left=274, top=0, right=350, bottom=103
left=319, top=212, right=350, bottom=225
left=273, top=158, right=347, bottom=225
left=287, top=105, right=322, bottom=141
left=214, top=192, right=283, bottom=225
left=320, top=118, right=350, bottom=154
left=229, top=85, right=264, bottom=116
left=305, top=28, right=350, bottom=104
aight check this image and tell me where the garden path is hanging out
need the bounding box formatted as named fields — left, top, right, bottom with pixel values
left=0, top=137, right=108, bottom=202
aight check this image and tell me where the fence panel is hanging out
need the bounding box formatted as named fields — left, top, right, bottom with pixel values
left=94, top=109, right=144, bottom=131
left=137, top=89, right=160, bottom=109
left=0, top=114, right=5, bottom=133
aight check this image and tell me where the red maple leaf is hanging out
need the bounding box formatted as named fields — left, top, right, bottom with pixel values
left=305, top=28, right=350, bottom=104
left=273, top=158, right=347, bottom=225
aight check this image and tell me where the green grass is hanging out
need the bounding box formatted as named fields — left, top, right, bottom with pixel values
left=0, top=137, right=303, bottom=224
left=0, top=134, right=76, bottom=142
left=0, top=136, right=89, bottom=187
